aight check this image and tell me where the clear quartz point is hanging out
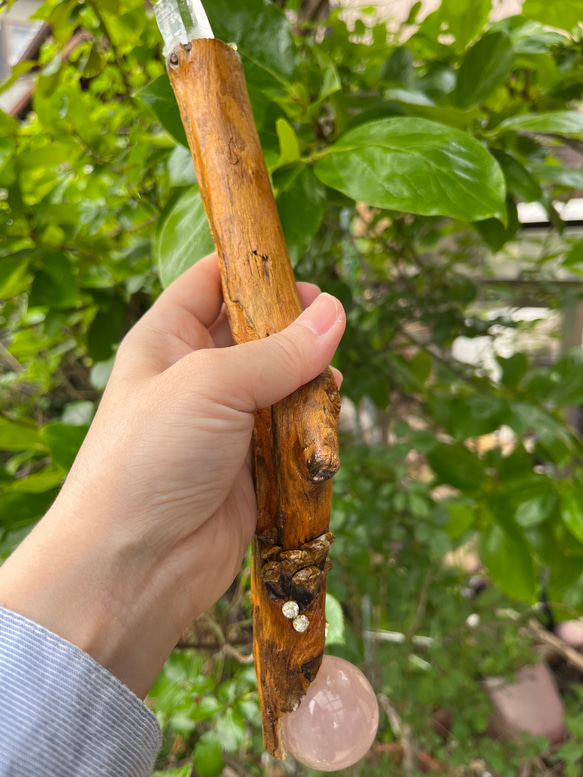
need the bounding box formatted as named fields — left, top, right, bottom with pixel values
left=154, top=0, right=214, bottom=56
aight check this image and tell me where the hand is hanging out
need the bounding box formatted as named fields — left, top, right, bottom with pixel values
left=0, top=254, right=345, bottom=698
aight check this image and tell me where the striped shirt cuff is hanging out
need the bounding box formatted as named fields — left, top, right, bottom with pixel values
left=0, top=606, right=162, bottom=777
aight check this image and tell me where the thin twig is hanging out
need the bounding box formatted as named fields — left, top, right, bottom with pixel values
left=526, top=618, right=583, bottom=674
left=406, top=569, right=432, bottom=643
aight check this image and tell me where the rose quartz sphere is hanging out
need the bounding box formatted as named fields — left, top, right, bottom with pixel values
left=282, top=655, right=379, bottom=771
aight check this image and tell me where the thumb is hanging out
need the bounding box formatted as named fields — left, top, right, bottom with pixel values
left=186, top=293, right=345, bottom=412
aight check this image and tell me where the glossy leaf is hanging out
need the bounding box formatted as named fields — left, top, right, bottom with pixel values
left=499, top=111, right=583, bottom=136
left=193, top=736, right=223, bottom=777
left=41, top=423, right=89, bottom=471
left=495, top=151, right=543, bottom=203
left=29, top=253, right=77, bottom=310
left=7, top=469, right=65, bottom=494
left=156, top=186, right=215, bottom=288
left=475, top=196, right=519, bottom=251
left=442, top=498, right=477, bottom=538
left=167, top=144, right=196, bottom=188
left=417, top=0, right=491, bottom=51
left=275, top=166, right=327, bottom=267
left=314, top=118, right=506, bottom=221
left=0, top=252, right=32, bottom=299
left=325, top=593, right=345, bottom=645
left=87, top=299, right=126, bottom=363
left=561, top=485, right=583, bottom=546
left=453, top=32, right=513, bottom=109
left=522, top=0, right=583, bottom=33
left=0, top=419, right=42, bottom=451
left=427, top=443, right=484, bottom=492
left=480, top=522, right=536, bottom=603
left=0, top=491, right=55, bottom=530
left=135, top=75, right=188, bottom=147
left=205, top=0, right=298, bottom=88
left=546, top=349, right=583, bottom=407
left=274, top=118, right=301, bottom=170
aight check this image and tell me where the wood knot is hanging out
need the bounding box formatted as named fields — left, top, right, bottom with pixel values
left=260, top=532, right=335, bottom=605
left=305, top=447, right=340, bottom=482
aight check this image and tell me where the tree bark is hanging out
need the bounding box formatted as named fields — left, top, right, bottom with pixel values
left=167, top=39, right=340, bottom=758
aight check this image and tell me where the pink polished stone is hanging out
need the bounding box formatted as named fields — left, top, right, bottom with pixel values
left=282, top=655, right=379, bottom=771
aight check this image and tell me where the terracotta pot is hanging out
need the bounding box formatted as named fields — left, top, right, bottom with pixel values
left=484, top=662, right=566, bottom=745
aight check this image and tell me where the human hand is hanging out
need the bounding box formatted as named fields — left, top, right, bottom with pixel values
left=0, top=254, right=345, bottom=697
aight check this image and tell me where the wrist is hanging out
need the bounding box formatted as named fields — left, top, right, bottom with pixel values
left=0, top=501, right=180, bottom=698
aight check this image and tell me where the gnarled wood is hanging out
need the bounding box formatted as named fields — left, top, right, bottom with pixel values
left=167, top=39, right=340, bottom=758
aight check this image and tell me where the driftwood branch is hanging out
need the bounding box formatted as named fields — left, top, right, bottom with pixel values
left=168, top=39, right=340, bottom=758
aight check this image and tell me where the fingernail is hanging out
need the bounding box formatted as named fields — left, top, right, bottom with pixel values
left=296, top=293, right=341, bottom=336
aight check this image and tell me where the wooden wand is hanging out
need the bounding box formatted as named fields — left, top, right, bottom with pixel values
left=153, top=0, right=340, bottom=758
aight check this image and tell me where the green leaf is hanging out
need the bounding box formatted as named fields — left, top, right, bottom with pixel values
left=453, top=32, right=513, bottom=109
left=427, top=443, right=484, bottom=491
left=135, top=75, right=188, bottom=147
left=152, top=766, right=192, bottom=777
left=193, top=735, right=223, bottom=777
left=475, top=197, right=519, bottom=251
left=7, top=469, right=65, bottom=494
left=0, top=252, right=32, bottom=299
left=274, top=118, right=301, bottom=170
left=562, top=485, right=583, bottom=545
left=205, top=0, right=298, bottom=88
left=480, top=523, right=536, bottom=603
left=156, top=186, right=215, bottom=288
left=0, top=419, right=42, bottom=451
left=275, top=166, right=327, bottom=267
left=441, top=498, right=477, bottom=538
left=417, top=0, right=491, bottom=51
left=41, top=423, right=88, bottom=471
left=522, top=0, right=583, bottom=33
left=214, top=708, right=244, bottom=752
left=29, top=253, right=77, bottom=310
left=532, top=164, right=583, bottom=189
left=516, top=492, right=557, bottom=529
left=190, top=695, right=222, bottom=721
left=546, top=350, right=583, bottom=407
left=86, top=298, right=125, bottom=363
left=499, top=111, right=583, bottom=136
left=314, top=118, right=506, bottom=221
left=325, top=593, right=345, bottom=645
left=382, top=46, right=415, bottom=86
left=167, top=144, right=197, bottom=188
left=89, top=356, right=116, bottom=391
left=509, top=403, right=573, bottom=467
left=494, top=151, right=542, bottom=203
left=0, top=491, right=54, bottom=530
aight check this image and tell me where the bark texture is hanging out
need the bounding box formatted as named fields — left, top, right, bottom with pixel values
left=168, top=39, right=340, bottom=758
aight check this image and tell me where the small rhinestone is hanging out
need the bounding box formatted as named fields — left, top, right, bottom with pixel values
left=282, top=601, right=299, bottom=619
left=293, top=615, right=310, bottom=633
left=183, top=42, right=192, bottom=51
left=169, top=52, right=179, bottom=66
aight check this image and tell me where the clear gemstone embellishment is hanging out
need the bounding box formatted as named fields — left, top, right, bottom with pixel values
left=282, top=601, right=299, bottom=619
left=293, top=615, right=310, bottom=633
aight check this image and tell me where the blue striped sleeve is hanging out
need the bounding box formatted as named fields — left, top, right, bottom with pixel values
left=0, top=606, right=162, bottom=777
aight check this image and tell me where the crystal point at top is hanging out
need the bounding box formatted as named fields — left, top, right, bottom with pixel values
left=154, top=0, right=214, bottom=57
